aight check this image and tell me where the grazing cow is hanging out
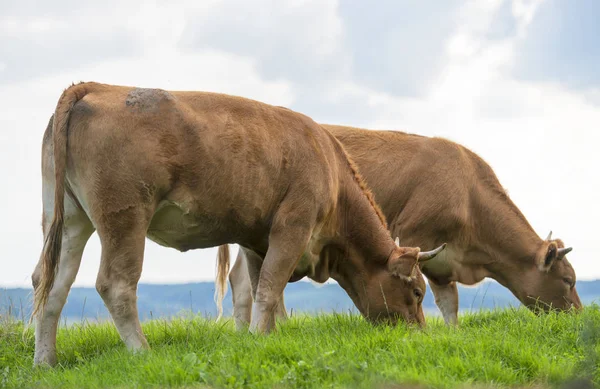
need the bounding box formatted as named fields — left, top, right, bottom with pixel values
left=224, top=125, right=581, bottom=329
left=31, top=82, right=446, bottom=366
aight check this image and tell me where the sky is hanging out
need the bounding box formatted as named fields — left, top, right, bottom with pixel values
left=1, top=0, right=599, bottom=288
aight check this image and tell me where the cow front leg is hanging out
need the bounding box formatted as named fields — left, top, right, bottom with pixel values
left=429, top=280, right=459, bottom=326
left=233, top=247, right=290, bottom=331
left=274, top=292, right=288, bottom=322
left=249, top=222, right=312, bottom=334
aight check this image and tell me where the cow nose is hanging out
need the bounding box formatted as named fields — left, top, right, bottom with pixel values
left=564, top=293, right=583, bottom=313
left=403, top=315, right=425, bottom=329
left=571, top=301, right=583, bottom=313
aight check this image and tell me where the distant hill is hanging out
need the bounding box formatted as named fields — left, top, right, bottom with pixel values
left=2, top=279, right=599, bottom=323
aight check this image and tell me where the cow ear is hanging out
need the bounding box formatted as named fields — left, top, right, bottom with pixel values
left=539, top=242, right=558, bottom=271
left=388, top=248, right=419, bottom=280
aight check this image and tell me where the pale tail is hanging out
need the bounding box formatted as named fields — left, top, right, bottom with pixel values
left=214, top=244, right=231, bottom=321
left=32, top=82, right=99, bottom=319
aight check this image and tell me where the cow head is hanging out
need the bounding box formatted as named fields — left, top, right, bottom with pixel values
left=361, top=240, right=447, bottom=327
left=517, top=231, right=582, bottom=313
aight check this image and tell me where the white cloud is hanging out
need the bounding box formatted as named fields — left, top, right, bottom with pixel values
left=331, top=0, right=600, bottom=280
left=0, top=16, right=68, bottom=36
left=179, top=0, right=347, bottom=84
left=512, top=0, right=545, bottom=32
left=0, top=0, right=598, bottom=289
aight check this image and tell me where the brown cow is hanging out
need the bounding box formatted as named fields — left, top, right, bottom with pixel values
left=223, top=125, right=580, bottom=329
left=31, top=82, right=446, bottom=366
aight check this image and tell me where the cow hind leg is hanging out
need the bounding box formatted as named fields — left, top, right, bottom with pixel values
left=428, top=280, right=459, bottom=326
left=95, top=207, right=152, bottom=352
left=33, top=196, right=94, bottom=366
left=249, top=208, right=315, bottom=334
left=229, top=248, right=254, bottom=330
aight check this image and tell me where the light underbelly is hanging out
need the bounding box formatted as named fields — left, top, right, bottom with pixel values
left=289, top=238, right=328, bottom=283
left=420, top=247, right=488, bottom=285
left=420, top=249, right=456, bottom=283
left=146, top=200, right=226, bottom=252
left=290, top=253, right=315, bottom=280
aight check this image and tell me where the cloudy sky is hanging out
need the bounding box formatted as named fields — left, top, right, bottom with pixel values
left=1, top=0, right=599, bottom=289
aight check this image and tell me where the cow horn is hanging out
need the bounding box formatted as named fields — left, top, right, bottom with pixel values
left=394, top=237, right=400, bottom=246
left=557, top=247, right=572, bottom=259
left=546, top=231, right=552, bottom=241
left=417, top=243, right=447, bottom=262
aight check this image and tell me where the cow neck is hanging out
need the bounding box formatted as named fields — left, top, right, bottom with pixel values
left=321, top=142, right=395, bottom=313
left=475, top=186, right=542, bottom=276
left=333, top=170, right=395, bottom=268
left=322, top=245, right=369, bottom=316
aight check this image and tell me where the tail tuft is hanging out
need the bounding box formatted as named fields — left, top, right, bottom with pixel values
left=214, top=244, right=231, bottom=321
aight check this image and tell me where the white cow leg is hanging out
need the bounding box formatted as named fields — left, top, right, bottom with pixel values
left=95, top=208, right=150, bottom=352
left=429, top=280, right=459, bottom=326
left=229, top=248, right=253, bottom=331
left=33, top=201, right=94, bottom=366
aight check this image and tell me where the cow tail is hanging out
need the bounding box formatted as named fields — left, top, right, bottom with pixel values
left=32, top=82, right=97, bottom=319
left=214, top=244, right=231, bottom=321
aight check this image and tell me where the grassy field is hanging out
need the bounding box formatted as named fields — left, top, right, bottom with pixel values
left=0, top=306, right=599, bottom=389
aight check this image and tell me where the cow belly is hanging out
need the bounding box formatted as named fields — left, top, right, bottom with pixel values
left=146, top=200, right=228, bottom=252
left=289, top=244, right=329, bottom=283
left=290, top=254, right=314, bottom=281
left=420, top=247, right=488, bottom=286
left=420, top=249, right=456, bottom=284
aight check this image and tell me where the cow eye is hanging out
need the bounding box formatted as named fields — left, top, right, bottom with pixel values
left=413, top=288, right=423, bottom=300
left=562, top=277, right=574, bottom=288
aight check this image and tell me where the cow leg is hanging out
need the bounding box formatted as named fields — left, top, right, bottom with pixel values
left=229, top=248, right=253, bottom=330
left=33, top=193, right=95, bottom=366
left=232, top=247, right=289, bottom=331
left=249, top=216, right=313, bottom=334
left=428, top=280, right=459, bottom=326
left=274, top=289, right=288, bottom=322
left=95, top=207, right=151, bottom=352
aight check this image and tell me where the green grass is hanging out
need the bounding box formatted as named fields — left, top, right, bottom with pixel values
left=1, top=306, right=599, bottom=389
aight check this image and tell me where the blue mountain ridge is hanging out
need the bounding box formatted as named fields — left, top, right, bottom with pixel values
left=1, top=280, right=599, bottom=324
